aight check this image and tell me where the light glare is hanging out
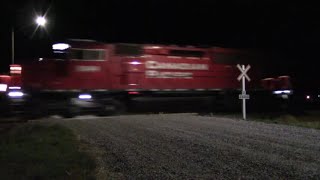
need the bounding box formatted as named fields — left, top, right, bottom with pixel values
left=8, top=86, right=21, bottom=90
left=8, top=91, right=24, bottom=97
left=129, top=61, right=141, bottom=65
left=273, top=90, right=291, bottom=95
left=36, top=16, right=47, bottom=26
left=78, top=94, right=92, bottom=100
left=52, top=43, right=70, bottom=50
left=283, top=90, right=291, bottom=94
left=0, top=84, right=7, bottom=92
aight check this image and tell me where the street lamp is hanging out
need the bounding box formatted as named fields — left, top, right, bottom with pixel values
left=36, top=16, right=47, bottom=27
left=11, top=16, right=47, bottom=64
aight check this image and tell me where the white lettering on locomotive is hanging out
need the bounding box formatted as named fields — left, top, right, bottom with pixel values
left=145, top=61, right=208, bottom=79
left=146, top=70, right=192, bottom=79
left=75, top=66, right=101, bottom=72
left=145, top=61, right=209, bottom=70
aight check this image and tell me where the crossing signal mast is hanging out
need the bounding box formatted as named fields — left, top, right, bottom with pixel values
left=237, top=64, right=251, bottom=120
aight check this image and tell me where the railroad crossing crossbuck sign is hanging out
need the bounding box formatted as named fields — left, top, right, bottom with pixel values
left=237, top=64, right=251, bottom=120
left=237, top=64, right=251, bottom=82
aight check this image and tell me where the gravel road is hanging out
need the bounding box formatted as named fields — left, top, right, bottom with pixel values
left=47, top=114, right=320, bottom=179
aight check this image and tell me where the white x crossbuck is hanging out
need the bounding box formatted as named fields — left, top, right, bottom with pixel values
left=237, top=64, right=251, bottom=82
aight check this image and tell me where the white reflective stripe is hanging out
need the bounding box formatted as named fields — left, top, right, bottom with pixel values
left=9, top=86, right=21, bottom=90
left=71, top=48, right=105, bottom=51
left=278, top=75, right=289, bottom=78
left=145, top=46, right=161, bottom=49
left=141, top=55, right=152, bottom=58
left=126, top=89, right=140, bottom=91
left=175, top=89, right=188, bottom=91
left=10, top=70, right=22, bottom=74
left=168, top=56, right=182, bottom=58
left=93, top=89, right=109, bottom=92
left=186, top=57, right=200, bottom=59
left=43, top=89, right=79, bottom=92
left=39, top=88, right=221, bottom=93
left=42, top=89, right=111, bottom=92
left=209, top=89, right=222, bottom=91
left=70, top=59, right=105, bottom=62
left=10, top=67, right=22, bottom=71
left=262, top=78, right=274, bottom=80
left=125, top=56, right=145, bottom=58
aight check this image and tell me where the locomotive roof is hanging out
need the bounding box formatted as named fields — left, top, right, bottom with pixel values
left=61, top=39, right=252, bottom=55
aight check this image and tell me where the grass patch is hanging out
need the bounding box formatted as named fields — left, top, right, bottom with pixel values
left=240, top=110, right=320, bottom=129
left=0, top=123, right=96, bottom=179
left=205, top=110, right=320, bottom=130
left=269, top=113, right=320, bottom=130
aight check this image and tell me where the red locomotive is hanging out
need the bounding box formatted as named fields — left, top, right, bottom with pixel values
left=2, top=39, right=292, bottom=118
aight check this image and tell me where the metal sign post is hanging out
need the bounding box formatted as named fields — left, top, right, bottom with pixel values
left=237, top=64, right=251, bottom=120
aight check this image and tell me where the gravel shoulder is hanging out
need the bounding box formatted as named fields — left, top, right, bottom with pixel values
left=43, top=114, right=320, bottom=179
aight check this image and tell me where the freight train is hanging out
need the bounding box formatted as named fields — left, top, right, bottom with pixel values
left=0, top=39, right=292, bottom=118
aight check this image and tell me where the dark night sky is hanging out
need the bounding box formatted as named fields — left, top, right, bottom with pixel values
left=1, top=0, right=320, bottom=89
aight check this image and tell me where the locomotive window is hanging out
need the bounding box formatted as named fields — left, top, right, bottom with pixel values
left=115, top=44, right=142, bottom=56
left=83, top=50, right=105, bottom=60
left=169, top=50, right=204, bottom=57
left=69, top=49, right=105, bottom=60
left=69, top=49, right=83, bottom=59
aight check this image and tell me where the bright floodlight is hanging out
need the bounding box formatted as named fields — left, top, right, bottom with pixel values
left=8, top=86, right=21, bottom=90
left=36, top=16, right=47, bottom=26
left=78, top=94, right=92, bottom=100
left=129, top=61, right=142, bottom=65
left=52, top=43, right=70, bottom=50
left=273, top=90, right=292, bottom=95
left=8, top=91, right=24, bottom=98
left=0, top=84, right=7, bottom=92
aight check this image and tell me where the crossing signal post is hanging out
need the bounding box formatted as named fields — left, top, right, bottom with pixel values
left=237, top=64, right=251, bottom=120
